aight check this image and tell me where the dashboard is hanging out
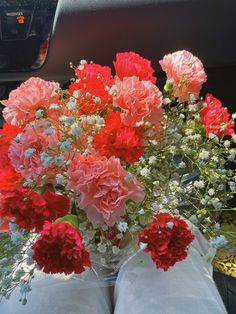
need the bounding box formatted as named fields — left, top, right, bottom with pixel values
left=0, top=0, right=57, bottom=72
left=0, top=0, right=235, bottom=105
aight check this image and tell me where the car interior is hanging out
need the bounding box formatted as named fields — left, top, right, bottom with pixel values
left=0, top=0, right=236, bottom=312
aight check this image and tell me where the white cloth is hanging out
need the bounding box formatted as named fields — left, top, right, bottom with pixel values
left=0, top=228, right=227, bottom=314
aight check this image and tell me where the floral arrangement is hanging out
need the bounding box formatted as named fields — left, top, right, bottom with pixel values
left=0, top=50, right=235, bottom=304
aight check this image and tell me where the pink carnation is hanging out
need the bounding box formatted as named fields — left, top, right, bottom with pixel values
left=67, top=154, right=145, bottom=226
left=113, top=76, right=163, bottom=128
left=114, top=51, right=156, bottom=83
left=9, top=122, right=59, bottom=184
left=159, top=50, right=206, bottom=101
left=200, top=94, right=235, bottom=137
left=2, top=77, right=59, bottom=126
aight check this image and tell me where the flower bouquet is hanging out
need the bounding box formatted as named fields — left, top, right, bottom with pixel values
left=0, top=50, right=235, bottom=304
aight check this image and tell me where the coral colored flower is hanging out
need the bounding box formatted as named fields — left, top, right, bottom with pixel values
left=2, top=77, right=59, bottom=126
left=67, top=155, right=145, bottom=226
left=0, top=188, right=69, bottom=231
left=159, top=50, right=206, bottom=101
left=93, top=111, right=144, bottom=163
left=200, top=94, right=235, bottom=137
left=69, top=63, right=113, bottom=114
left=113, top=76, right=163, bottom=127
left=138, top=212, right=194, bottom=271
left=32, top=221, right=91, bottom=274
left=9, top=121, right=59, bottom=184
left=0, top=123, right=22, bottom=168
left=114, top=51, right=156, bottom=83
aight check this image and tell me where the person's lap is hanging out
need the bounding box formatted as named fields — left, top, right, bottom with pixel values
left=0, top=271, right=112, bottom=314
left=0, top=229, right=227, bottom=314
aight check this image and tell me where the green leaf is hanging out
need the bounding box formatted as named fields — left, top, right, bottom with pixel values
left=55, top=214, right=79, bottom=230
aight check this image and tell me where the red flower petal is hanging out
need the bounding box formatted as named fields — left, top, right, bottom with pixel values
left=93, top=112, right=144, bottom=163
left=200, top=94, right=235, bottom=137
left=0, top=188, right=69, bottom=231
left=32, top=221, right=91, bottom=274
left=114, top=51, right=156, bottom=83
left=138, top=212, right=194, bottom=271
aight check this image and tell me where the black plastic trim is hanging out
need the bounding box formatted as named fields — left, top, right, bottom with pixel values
left=0, top=0, right=235, bottom=84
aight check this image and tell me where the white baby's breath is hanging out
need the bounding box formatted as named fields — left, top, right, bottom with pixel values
left=199, top=149, right=210, bottom=160
left=193, top=180, right=205, bottom=189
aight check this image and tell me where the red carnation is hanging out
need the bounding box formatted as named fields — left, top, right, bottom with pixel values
left=0, top=123, right=22, bottom=146
left=32, top=221, right=91, bottom=274
left=93, top=111, right=144, bottom=163
left=114, top=51, right=156, bottom=83
left=0, top=217, right=10, bottom=232
left=69, top=63, right=113, bottom=115
left=0, top=165, right=22, bottom=189
left=200, top=94, right=235, bottom=137
left=0, top=123, right=22, bottom=168
left=41, top=188, right=70, bottom=214
left=138, top=212, right=194, bottom=271
left=0, top=123, right=23, bottom=188
left=0, top=187, right=69, bottom=231
left=74, top=63, right=111, bottom=82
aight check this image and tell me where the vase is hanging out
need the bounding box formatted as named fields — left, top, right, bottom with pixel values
left=89, top=240, right=139, bottom=284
